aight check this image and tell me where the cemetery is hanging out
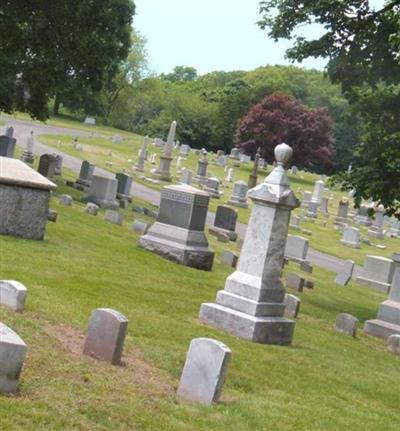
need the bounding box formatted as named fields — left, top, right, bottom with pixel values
left=1, top=1, right=400, bottom=430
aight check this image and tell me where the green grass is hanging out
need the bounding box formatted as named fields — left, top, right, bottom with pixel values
left=0, top=190, right=399, bottom=430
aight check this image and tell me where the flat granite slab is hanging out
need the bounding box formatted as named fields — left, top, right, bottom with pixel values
left=0, top=156, right=56, bottom=190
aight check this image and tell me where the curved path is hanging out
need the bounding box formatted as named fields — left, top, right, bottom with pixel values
left=2, top=116, right=361, bottom=276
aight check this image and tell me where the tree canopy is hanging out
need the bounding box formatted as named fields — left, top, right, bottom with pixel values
left=0, top=0, right=135, bottom=120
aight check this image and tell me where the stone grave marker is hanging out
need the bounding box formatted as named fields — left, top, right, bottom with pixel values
left=334, top=260, right=355, bottom=286
left=104, top=210, right=123, bottom=226
left=177, top=338, right=231, bottom=405
left=356, top=255, right=394, bottom=293
left=341, top=227, right=361, bottom=248
left=83, top=308, right=128, bottom=365
left=286, top=273, right=305, bottom=292
left=0, top=280, right=27, bottom=312
left=59, top=194, right=72, bottom=206
left=387, top=334, right=400, bottom=355
left=227, top=180, right=248, bottom=208
left=220, top=251, right=238, bottom=268
left=131, top=220, right=149, bottom=235
left=85, top=202, right=99, bottom=215
left=285, top=235, right=309, bottom=263
left=284, top=294, right=301, bottom=318
left=334, top=313, right=358, bottom=337
left=85, top=175, right=119, bottom=209
left=209, top=206, right=238, bottom=241
left=38, top=153, right=58, bottom=180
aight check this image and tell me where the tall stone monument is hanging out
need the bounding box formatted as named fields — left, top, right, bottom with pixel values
left=248, top=147, right=260, bottom=189
left=195, top=152, right=208, bottom=184
left=199, top=143, right=300, bottom=344
left=151, top=121, right=176, bottom=181
left=20, top=131, right=35, bottom=165
left=139, top=184, right=214, bottom=271
left=134, top=136, right=150, bottom=172
left=311, top=179, right=325, bottom=205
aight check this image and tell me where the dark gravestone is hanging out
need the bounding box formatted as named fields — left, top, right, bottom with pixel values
left=115, top=172, right=133, bottom=200
left=76, top=160, right=95, bottom=188
left=83, top=308, right=128, bottom=365
left=38, top=154, right=58, bottom=180
left=0, top=136, right=16, bottom=158
left=210, top=206, right=238, bottom=241
left=286, top=272, right=305, bottom=292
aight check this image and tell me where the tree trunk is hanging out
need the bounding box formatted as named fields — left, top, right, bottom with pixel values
left=53, top=94, right=61, bottom=116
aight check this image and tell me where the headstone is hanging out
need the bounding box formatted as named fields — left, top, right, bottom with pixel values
left=203, top=177, right=221, bottom=199
left=131, top=220, right=149, bottom=235
left=286, top=273, right=305, bottom=292
left=312, top=179, right=325, bottom=205
left=195, top=153, right=208, bottom=183
left=220, top=251, right=238, bottom=268
left=20, top=132, right=35, bottom=164
left=0, top=126, right=16, bottom=158
left=334, top=198, right=349, bottom=225
left=47, top=209, right=58, bottom=222
left=151, top=121, right=176, bottom=181
left=85, top=202, right=99, bottom=215
left=209, top=206, right=238, bottom=241
left=38, top=153, right=58, bottom=180
left=177, top=338, right=231, bottom=405
left=83, top=308, right=128, bottom=365
left=179, top=144, right=191, bottom=157
left=239, top=154, right=251, bottom=163
left=85, top=175, right=119, bottom=209
left=368, top=205, right=385, bottom=239
left=0, top=323, right=27, bottom=394
left=115, top=172, right=133, bottom=201
left=134, top=136, right=150, bottom=172
left=0, top=280, right=27, bottom=312
left=139, top=184, right=214, bottom=271
left=229, top=148, right=240, bottom=159
left=354, top=205, right=372, bottom=226
left=334, top=260, right=355, bottom=286
left=302, top=191, right=312, bottom=208
left=180, top=168, right=193, bottom=185
left=284, top=294, right=301, bottom=318
left=334, top=313, right=358, bottom=337
left=285, top=235, right=309, bottom=262
left=104, top=210, right=123, bottom=226
left=0, top=157, right=56, bottom=239
left=290, top=214, right=301, bottom=230
left=112, top=135, right=123, bottom=144
left=290, top=166, right=298, bottom=175
left=387, top=334, right=400, bottom=355
left=356, top=255, right=394, bottom=293
left=200, top=143, right=300, bottom=344
left=341, top=227, right=361, bottom=248
left=59, top=194, right=72, bottom=206
left=388, top=219, right=400, bottom=237
left=320, top=196, right=329, bottom=215
left=154, top=138, right=164, bottom=147
left=76, top=160, right=95, bottom=189
left=226, top=167, right=234, bottom=182
left=307, top=200, right=318, bottom=218
left=54, top=154, right=63, bottom=176
left=248, top=147, right=260, bottom=189
left=300, top=260, right=313, bottom=273
left=227, top=180, right=248, bottom=208
left=84, top=116, right=96, bottom=125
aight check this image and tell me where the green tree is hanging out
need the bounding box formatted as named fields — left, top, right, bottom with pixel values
left=160, top=66, right=198, bottom=83
left=0, top=0, right=135, bottom=120
left=258, top=0, right=400, bottom=217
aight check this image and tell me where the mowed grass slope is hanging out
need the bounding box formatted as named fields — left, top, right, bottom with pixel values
left=0, top=194, right=399, bottom=430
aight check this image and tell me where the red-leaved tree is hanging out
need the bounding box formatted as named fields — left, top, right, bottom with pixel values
left=236, top=92, right=334, bottom=171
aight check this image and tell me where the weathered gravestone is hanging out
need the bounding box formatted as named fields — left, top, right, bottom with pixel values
left=334, top=260, right=355, bottom=286
left=284, top=294, right=301, bottom=318
left=180, top=169, right=193, bottom=186
left=286, top=273, right=305, bottom=292
left=199, top=143, right=300, bottom=344
left=307, top=201, right=318, bottom=218
left=209, top=206, right=238, bottom=241
left=134, top=136, right=150, bottom=172
left=59, top=194, right=73, bottom=206
left=301, top=191, right=312, bottom=208
left=75, top=160, right=95, bottom=189
left=139, top=184, right=214, bottom=271
left=195, top=153, right=208, bottom=183
left=20, top=132, right=35, bottom=164
left=356, top=255, right=394, bottom=293
left=204, top=177, right=221, bottom=199
left=104, top=210, right=123, bottom=226
left=151, top=121, right=176, bottom=181
left=0, top=280, right=27, bottom=312
left=387, top=334, right=400, bottom=355
left=54, top=154, right=63, bottom=176
left=285, top=235, right=309, bottom=263
left=248, top=148, right=260, bottom=189
left=334, top=313, right=358, bottom=337
left=0, top=322, right=27, bottom=394
left=228, top=180, right=248, bottom=208
left=85, top=175, right=119, bottom=209
left=131, top=220, right=149, bottom=235
left=364, top=266, right=400, bottom=339
left=0, top=126, right=16, bottom=158
left=0, top=157, right=56, bottom=239
left=177, top=338, right=231, bottom=405
left=220, top=251, right=238, bottom=268
left=38, top=153, right=58, bottom=180
left=230, top=147, right=240, bottom=159
left=334, top=198, right=349, bottom=225
left=312, top=179, right=325, bottom=205
left=368, top=205, right=385, bottom=239
left=341, top=227, right=361, bottom=248
left=355, top=205, right=372, bottom=226
left=47, top=209, right=58, bottom=223
left=85, top=202, right=99, bottom=215
left=115, top=172, right=133, bottom=201
left=83, top=308, right=128, bottom=365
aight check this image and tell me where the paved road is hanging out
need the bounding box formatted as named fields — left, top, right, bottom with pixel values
left=2, top=116, right=361, bottom=276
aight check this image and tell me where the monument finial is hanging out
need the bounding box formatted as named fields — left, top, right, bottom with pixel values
left=274, top=142, right=292, bottom=168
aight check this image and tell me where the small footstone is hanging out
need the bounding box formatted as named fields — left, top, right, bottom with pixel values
left=305, top=280, right=314, bottom=289
left=83, top=308, right=128, bottom=365
left=334, top=313, right=358, bottom=337
left=59, top=194, right=73, bottom=206
left=104, top=210, right=123, bottom=226
left=300, top=261, right=313, bottom=273
left=286, top=273, right=305, bottom=292
left=220, top=251, right=238, bottom=268
left=143, top=207, right=158, bottom=219
left=131, top=220, right=149, bottom=235
left=0, top=280, right=27, bottom=312
left=177, top=338, right=231, bottom=405
left=387, top=334, right=400, bottom=355
left=284, top=294, right=301, bottom=318
left=334, top=260, right=355, bottom=286
left=47, top=209, right=58, bottom=222
left=132, top=205, right=145, bottom=214
left=0, top=322, right=27, bottom=394
left=85, top=202, right=99, bottom=215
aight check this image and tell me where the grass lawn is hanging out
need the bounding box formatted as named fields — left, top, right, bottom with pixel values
left=0, top=184, right=399, bottom=430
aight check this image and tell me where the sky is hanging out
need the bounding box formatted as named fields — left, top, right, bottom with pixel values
left=134, top=0, right=328, bottom=76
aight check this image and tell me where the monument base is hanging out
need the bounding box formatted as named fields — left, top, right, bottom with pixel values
left=355, top=276, right=390, bottom=293
left=151, top=156, right=173, bottom=182
left=138, top=222, right=214, bottom=271
left=340, top=239, right=360, bottom=249
left=209, top=226, right=237, bottom=242
left=364, top=319, right=400, bottom=339
left=227, top=197, right=248, bottom=208
left=199, top=303, right=294, bottom=345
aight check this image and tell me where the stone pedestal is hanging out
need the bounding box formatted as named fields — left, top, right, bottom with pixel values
left=75, top=160, right=95, bottom=190
left=364, top=267, right=400, bottom=339
left=356, top=255, right=394, bottom=293
left=85, top=175, right=119, bottom=209
left=199, top=143, right=300, bottom=345
left=196, top=157, right=208, bottom=184
left=134, top=136, right=150, bottom=172
left=0, top=157, right=56, bottom=240
left=139, top=184, right=214, bottom=271
left=151, top=121, right=176, bottom=182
